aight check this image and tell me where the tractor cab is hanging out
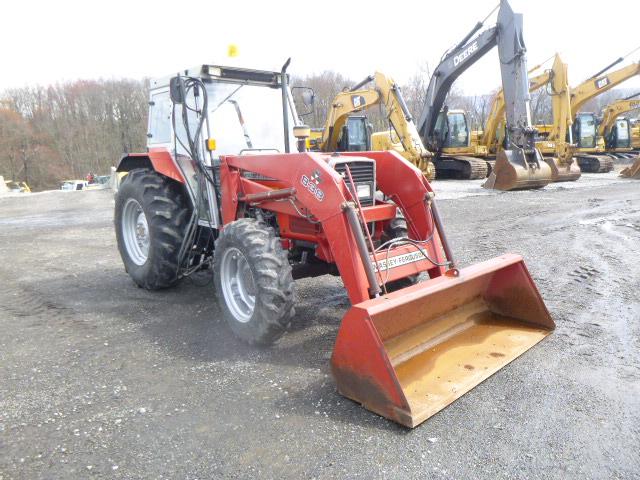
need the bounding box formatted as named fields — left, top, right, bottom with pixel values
left=143, top=65, right=303, bottom=228
left=147, top=65, right=299, bottom=158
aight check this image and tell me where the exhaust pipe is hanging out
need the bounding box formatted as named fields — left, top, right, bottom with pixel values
left=281, top=58, right=292, bottom=153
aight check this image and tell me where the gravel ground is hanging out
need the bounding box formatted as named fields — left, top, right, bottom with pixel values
left=0, top=172, right=639, bottom=479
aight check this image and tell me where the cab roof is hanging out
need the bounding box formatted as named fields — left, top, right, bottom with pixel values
left=150, top=65, right=284, bottom=90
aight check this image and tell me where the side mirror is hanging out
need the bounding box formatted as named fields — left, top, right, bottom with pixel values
left=169, top=76, right=185, bottom=104
left=292, top=86, right=315, bottom=116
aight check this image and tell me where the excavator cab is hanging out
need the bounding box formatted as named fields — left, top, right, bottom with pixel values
left=573, top=113, right=598, bottom=149
left=434, top=110, right=471, bottom=149
left=607, top=118, right=632, bottom=149
left=337, top=115, right=372, bottom=152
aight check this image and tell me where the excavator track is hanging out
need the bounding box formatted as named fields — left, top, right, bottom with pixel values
left=576, top=155, right=614, bottom=173
left=434, top=156, right=489, bottom=180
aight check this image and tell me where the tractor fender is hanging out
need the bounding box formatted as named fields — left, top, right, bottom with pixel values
left=116, top=149, right=186, bottom=184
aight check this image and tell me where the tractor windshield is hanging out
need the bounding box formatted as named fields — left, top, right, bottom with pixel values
left=206, top=82, right=296, bottom=156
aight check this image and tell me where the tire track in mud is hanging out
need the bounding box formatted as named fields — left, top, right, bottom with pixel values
left=563, top=216, right=640, bottom=372
left=0, top=282, right=73, bottom=321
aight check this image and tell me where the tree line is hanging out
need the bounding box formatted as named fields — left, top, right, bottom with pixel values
left=1, top=70, right=635, bottom=191
left=0, top=80, right=148, bottom=190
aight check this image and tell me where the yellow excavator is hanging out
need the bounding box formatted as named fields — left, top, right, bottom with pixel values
left=482, top=54, right=581, bottom=182
left=598, top=93, right=640, bottom=157
left=569, top=59, right=640, bottom=172
left=611, top=98, right=640, bottom=178
left=312, top=72, right=436, bottom=180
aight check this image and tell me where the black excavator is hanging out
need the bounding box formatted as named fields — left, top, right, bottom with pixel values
left=416, top=0, right=552, bottom=190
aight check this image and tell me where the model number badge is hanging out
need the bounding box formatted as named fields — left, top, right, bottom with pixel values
left=595, top=77, right=610, bottom=89
left=301, top=174, right=325, bottom=201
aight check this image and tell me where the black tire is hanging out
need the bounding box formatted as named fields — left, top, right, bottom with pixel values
left=115, top=169, right=190, bottom=290
left=380, top=216, right=408, bottom=246
left=380, top=217, right=420, bottom=291
left=213, top=219, right=295, bottom=345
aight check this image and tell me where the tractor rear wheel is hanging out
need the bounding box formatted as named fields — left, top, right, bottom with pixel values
left=213, top=219, right=295, bottom=345
left=115, top=169, right=190, bottom=290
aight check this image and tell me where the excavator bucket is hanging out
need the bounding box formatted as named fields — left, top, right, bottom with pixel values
left=620, top=157, right=640, bottom=178
left=483, top=148, right=552, bottom=191
left=545, top=157, right=582, bottom=182
left=331, top=254, right=554, bottom=428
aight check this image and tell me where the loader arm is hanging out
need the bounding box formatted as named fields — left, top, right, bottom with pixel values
left=570, top=62, right=640, bottom=115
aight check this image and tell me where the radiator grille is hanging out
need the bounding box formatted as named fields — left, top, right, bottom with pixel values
left=333, top=160, right=375, bottom=206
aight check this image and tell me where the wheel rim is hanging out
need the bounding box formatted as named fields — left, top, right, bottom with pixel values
left=220, top=247, right=256, bottom=323
left=122, top=198, right=150, bottom=266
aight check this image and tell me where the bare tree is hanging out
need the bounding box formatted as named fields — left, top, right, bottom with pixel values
left=1, top=79, right=148, bottom=189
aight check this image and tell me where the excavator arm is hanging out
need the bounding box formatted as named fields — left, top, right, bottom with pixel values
left=417, top=0, right=551, bottom=190
left=366, top=72, right=433, bottom=175
left=480, top=54, right=580, bottom=182
left=481, top=64, right=552, bottom=150
left=318, top=72, right=435, bottom=178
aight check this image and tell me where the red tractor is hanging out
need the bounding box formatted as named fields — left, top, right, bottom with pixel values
left=114, top=62, right=554, bottom=428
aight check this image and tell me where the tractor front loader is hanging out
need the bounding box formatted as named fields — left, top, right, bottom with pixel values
left=114, top=62, right=554, bottom=428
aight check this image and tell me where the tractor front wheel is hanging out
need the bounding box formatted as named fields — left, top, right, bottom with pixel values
left=213, top=219, right=295, bottom=345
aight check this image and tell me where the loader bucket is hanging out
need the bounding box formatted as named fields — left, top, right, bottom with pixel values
left=620, top=157, right=640, bottom=178
left=331, top=254, right=554, bottom=428
left=545, top=157, right=581, bottom=183
left=483, top=148, right=552, bottom=191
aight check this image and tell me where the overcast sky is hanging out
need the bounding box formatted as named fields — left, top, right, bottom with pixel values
left=2, top=0, right=639, bottom=96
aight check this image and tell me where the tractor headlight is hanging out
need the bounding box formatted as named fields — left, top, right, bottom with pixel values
left=357, top=184, right=371, bottom=199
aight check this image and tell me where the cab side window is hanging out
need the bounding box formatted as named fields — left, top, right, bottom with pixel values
left=148, top=91, right=172, bottom=144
